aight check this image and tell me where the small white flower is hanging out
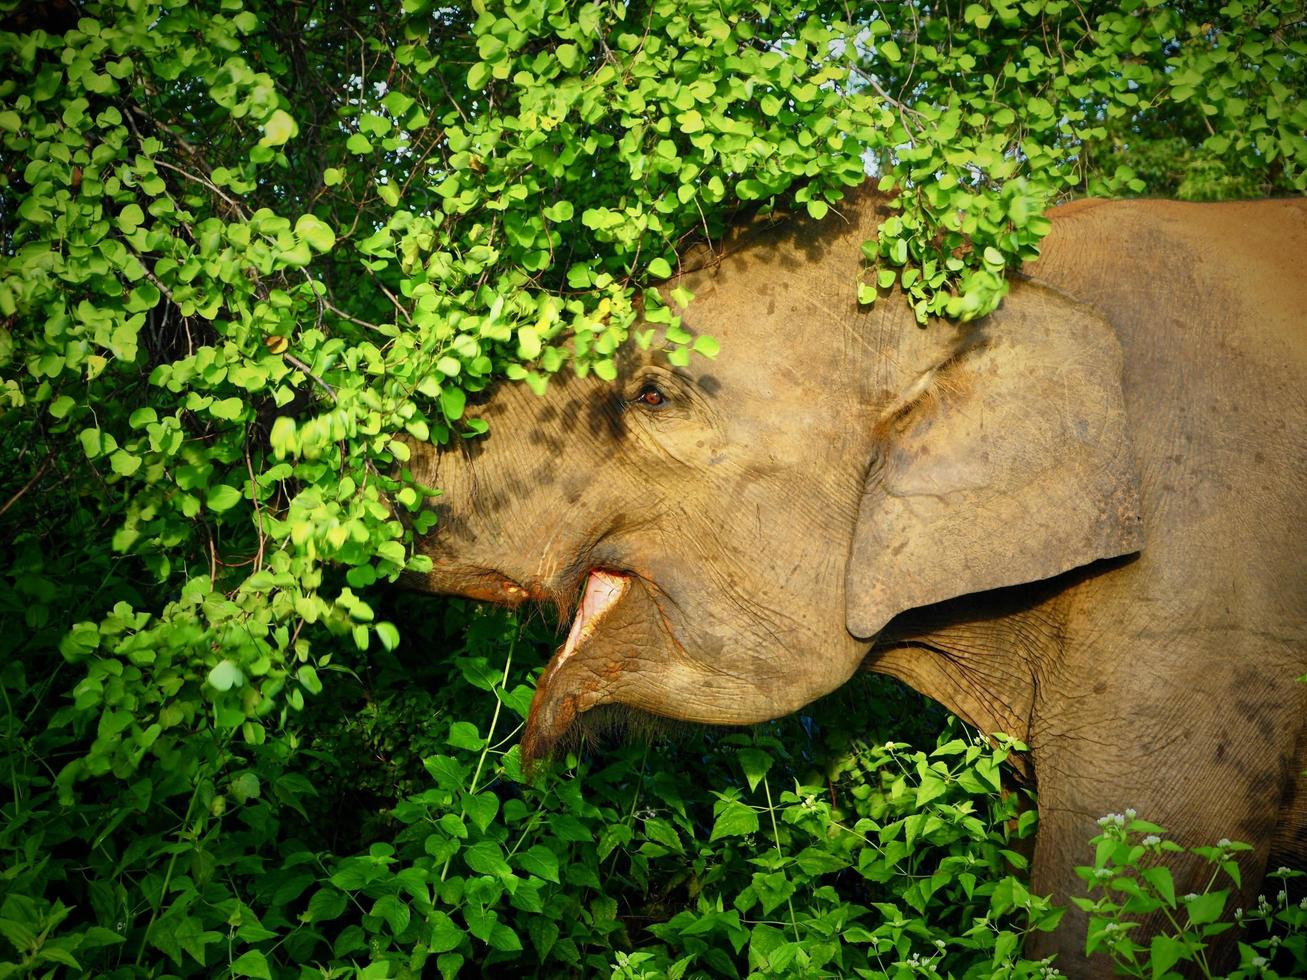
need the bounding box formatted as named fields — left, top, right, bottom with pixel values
left=1095, top=868, right=1114, bottom=879
left=935, top=939, right=946, bottom=949
left=1183, top=893, right=1200, bottom=903
left=1252, top=955, right=1269, bottom=968
left=1124, top=808, right=1137, bottom=819
left=1103, top=922, right=1120, bottom=934
left=1217, top=838, right=1232, bottom=848
left=1142, top=835, right=1161, bottom=846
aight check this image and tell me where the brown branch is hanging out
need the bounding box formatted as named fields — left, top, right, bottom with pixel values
left=377, top=283, right=413, bottom=325
left=153, top=159, right=249, bottom=220
left=283, top=353, right=337, bottom=402
left=244, top=439, right=266, bottom=574
left=320, top=296, right=389, bottom=334
left=0, top=451, right=56, bottom=520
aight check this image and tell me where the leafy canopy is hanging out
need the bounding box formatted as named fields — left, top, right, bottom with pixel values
left=0, top=0, right=1303, bottom=976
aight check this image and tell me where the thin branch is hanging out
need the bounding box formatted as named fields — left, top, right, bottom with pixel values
left=153, top=159, right=249, bottom=219
left=320, top=295, right=389, bottom=334
left=377, top=283, right=413, bottom=325
left=283, top=353, right=338, bottom=402
left=848, top=63, right=926, bottom=123
left=0, top=451, right=56, bottom=520
left=244, top=439, right=266, bottom=574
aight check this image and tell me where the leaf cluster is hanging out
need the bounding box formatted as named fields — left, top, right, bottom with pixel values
left=1073, top=815, right=1307, bottom=979
left=0, top=1, right=1304, bottom=977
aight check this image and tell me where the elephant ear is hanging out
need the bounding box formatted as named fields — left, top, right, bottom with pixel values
left=845, top=282, right=1145, bottom=639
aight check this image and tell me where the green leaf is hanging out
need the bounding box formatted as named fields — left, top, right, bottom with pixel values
left=448, top=721, right=483, bottom=750
left=1150, top=934, right=1189, bottom=978
left=206, top=484, right=243, bottom=512
left=488, top=924, right=522, bottom=953
left=737, top=748, right=772, bottom=792
left=440, top=386, right=466, bottom=420
left=117, top=203, right=144, bottom=233
left=295, top=214, right=336, bottom=252
left=79, top=428, right=104, bottom=459
left=210, top=397, right=245, bottom=420
left=710, top=798, right=759, bottom=840
left=208, top=660, right=245, bottom=692
left=372, top=895, right=411, bottom=936
left=109, top=450, right=141, bottom=477
left=692, top=335, right=719, bottom=358
left=516, top=845, right=560, bottom=883
left=468, top=61, right=491, bottom=90
left=1183, top=889, right=1228, bottom=926
left=647, top=257, right=672, bottom=278
left=376, top=621, right=400, bottom=651
left=260, top=109, right=298, bottom=147
left=1142, top=866, right=1176, bottom=907
left=230, top=949, right=272, bottom=979
left=306, top=888, right=348, bottom=924
left=297, top=665, right=323, bottom=695
left=464, top=841, right=511, bottom=878
left=544, top=200, right=573, bottom=222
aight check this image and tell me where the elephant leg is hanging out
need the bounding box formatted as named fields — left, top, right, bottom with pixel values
left=1024, top=658, right=1305, bottom=976
left=1270, top=721, right=1307, bottom=871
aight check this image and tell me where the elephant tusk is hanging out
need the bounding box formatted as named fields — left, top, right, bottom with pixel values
left=554, top=570, right=630, bottom=668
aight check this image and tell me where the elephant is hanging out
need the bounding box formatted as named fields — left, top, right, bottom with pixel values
left=406, top=187, right=1307, bottom=972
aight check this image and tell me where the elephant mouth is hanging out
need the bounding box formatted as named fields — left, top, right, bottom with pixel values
left=554, top=570, right=629, bottom=667
left=522, top=568, right=664, bottom=765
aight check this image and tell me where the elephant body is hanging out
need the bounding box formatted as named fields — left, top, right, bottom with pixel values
left=877, top=197, right=1307, bottom=965
left=409, top=190, right=1307, bottom=971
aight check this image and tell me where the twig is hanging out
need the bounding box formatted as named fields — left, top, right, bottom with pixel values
left=0, top=452, right=55, bottom=520
left=153, top=159, right=249, bottom=219
left=207, top=524, right=218, bottom=589
left=377, top=283, right=413, bottom=325
left=321, top=296, right=389, bottom=334
left=848, top=63, right=926, bottom=123
left=244, top=440, right=266, bottom=574
left=283, top=353, right=338, bottom=402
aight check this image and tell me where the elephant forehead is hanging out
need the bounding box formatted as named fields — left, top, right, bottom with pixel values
left=660, top=282, right=858, bottom=389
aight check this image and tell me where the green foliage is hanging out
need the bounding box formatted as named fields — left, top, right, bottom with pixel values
left=1074, top=816, right=1307, bottom=979
left=1, top=588, right=1065, bottom=977
left=850, top=0, right=1307, bottom=319
left=0, top=0, right=1304, bottom=977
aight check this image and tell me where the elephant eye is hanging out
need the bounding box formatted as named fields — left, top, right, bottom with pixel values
left=634, top=383, right=668, bottom=408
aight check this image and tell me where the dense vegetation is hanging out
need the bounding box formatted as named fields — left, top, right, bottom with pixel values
left=1, top=0, right=1304, bottom=976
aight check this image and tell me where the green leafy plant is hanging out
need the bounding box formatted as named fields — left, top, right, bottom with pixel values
left=1, top=1, right=1304, bottom=977
left=1074, top=815, right=1307, bottom=979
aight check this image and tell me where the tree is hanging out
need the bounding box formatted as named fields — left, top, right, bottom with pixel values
left=1, top=0, right=1303, bottom=975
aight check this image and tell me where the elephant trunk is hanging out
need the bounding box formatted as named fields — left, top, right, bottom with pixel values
left=405, top=441, right=540, bottom=606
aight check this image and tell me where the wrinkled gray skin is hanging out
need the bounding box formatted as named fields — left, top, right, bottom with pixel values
left=408, top=189, right=1307, bottom=973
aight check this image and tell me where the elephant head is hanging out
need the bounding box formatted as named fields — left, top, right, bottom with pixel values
left=407, top=190, right=1144, bottom=763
